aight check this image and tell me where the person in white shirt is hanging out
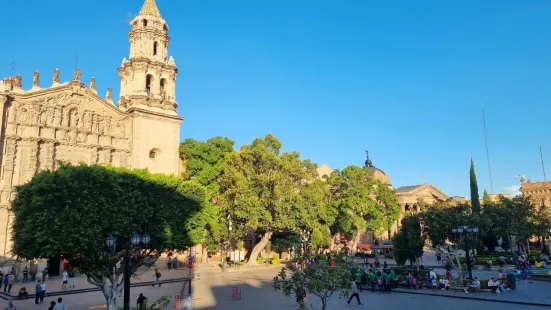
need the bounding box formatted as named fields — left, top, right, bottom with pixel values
left=439, top=278, right=450, bottom=290
left=53, top=297, right=67, bottom=310
left=62, top=270, right=68, bottom=290
left=488, top=278, right=498, bottom=292
left=429, top=269, right=436, bottom=279
left=40, top=282, right=46, bottom=303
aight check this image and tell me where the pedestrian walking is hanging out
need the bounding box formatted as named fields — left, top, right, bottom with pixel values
left=61, top=270, right=68, bottom=290
left=137, top=293, right=147, bottom=310
left=34, top=280, right=42, bottom=304
left=6, top=273, right=14, bottom=293
left=22, top=267, right=28, bottom=283
left=40, top=281, right=46, bottom=303
left=68, top=270, right=76, bottom=288
left=3, top=301, right=16, bottom=310
left=152, top=269, right=161, bottom=287
left=42, top=268, right=48, bottom=282
left=48, top=301, right=56, bottom=310
left=53, top=297, right=67, bottom=310
left=346, top=279, right=362, bottom=306
left=2, top=275, right=8, bottom=292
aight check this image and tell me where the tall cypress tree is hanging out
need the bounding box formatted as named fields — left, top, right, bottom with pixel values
left=470, top=158, right=481, bottom=214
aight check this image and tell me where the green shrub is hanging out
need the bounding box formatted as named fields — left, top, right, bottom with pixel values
left=256, top=257, right=264, bottom=264
left=271, top=254, right=281, bottom=264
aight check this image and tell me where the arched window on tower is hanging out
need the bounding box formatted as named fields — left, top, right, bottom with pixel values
left=149, top=148, right=160, bottom=159
left=146, top=74, right=153, bottom=96
left=153, top=42, right=158, bottom=56
left=143, top=19, right=148, bottom=27
left=160, top=78, right=166, bottom=98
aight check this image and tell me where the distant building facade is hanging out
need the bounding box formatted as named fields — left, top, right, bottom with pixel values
left=520, top=179, right=551, bottom=207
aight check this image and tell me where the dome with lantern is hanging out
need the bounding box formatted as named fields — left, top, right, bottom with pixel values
left=364, top=151, right=391, bottom=186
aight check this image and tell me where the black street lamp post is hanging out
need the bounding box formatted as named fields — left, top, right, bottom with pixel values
left=105, top=232, right=151, bottom=310
left=451, top=226, right=479, bottom=280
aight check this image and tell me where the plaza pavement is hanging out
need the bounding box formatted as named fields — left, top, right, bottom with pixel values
left=0, top=265, right=550, bottom=309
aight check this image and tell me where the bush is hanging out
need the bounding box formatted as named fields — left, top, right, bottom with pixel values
left=271, top=254, right=280, bottom=264
left=256, top=257, right=264, bottom=264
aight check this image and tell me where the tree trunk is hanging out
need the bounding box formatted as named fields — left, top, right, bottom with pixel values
left=88, top=270, right=123, bottom=310
left=246, top=231, right=273, bottom=265
left=350, top=231, right=362, bottom=253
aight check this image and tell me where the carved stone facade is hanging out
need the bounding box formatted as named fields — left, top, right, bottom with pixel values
left=521, top=180, right=551, bottom=208
left=0, top=0, right=183, bottom=257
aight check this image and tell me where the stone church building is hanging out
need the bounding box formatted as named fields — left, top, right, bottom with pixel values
left=0, top=0, right=182, bottom=257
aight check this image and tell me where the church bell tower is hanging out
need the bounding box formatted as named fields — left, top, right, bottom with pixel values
left=118, top=0, right=183, bottom=175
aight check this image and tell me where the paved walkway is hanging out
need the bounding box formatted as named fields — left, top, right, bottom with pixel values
left=1, top=267, right=549, bottom=310
left=392, top=279, right=551, bottom=306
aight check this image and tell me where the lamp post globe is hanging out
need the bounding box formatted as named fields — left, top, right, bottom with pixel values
left=131, top=233, right=142, bottom=247
left=105, top=234, right=116, bottom=248
left=142, top=233, right=151, bottom=246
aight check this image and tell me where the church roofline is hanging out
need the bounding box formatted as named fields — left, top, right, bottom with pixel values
left=2, top=69, right=124, bottom=116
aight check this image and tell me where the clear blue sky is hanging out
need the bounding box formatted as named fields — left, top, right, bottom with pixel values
left=2, top=0, right=551, bottom=198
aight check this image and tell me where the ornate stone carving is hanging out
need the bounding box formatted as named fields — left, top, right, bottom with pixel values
left=30, top=106, right=40, bottom=125
left=99, top=149, right=111, bottom=164
left=17, top=107, right=29, bottom=124
left=74, top=69, right=82, bottom=81
left=82, top=112, right=92, bottom=131
left=7, top=106, right=16, bottom=123
left=33, top=71, right=40, bottom=88
left=106, top=88, right=113, bottom=101
left=90, top=77, right=97, bottom=90
left=15, top=75, right=22, bottom=88
left=53, top=108, right=62, bottom=127
left=98, top=117, right=105, bottom=134
left=38, top=142, right=54, bottom=171
left=68, top=109, right=80, bottom=128
left=53, top=68, right=60, bottom=84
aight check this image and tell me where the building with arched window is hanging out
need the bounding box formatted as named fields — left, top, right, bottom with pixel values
left=0, top=0, right=183, bottom=257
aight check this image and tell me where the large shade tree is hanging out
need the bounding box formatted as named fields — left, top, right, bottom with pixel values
left=11, top=165, right=202, bottom=310
left=327, top=166, right=397, bottom=249
left=179, top=137, right=235, bottom=256
left=218, top=134, right=318, bottom=265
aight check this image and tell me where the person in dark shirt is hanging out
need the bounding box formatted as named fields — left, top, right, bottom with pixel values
left=48, top=301, right=56, bottom=310
left=137, top=293, right=147, bottom=309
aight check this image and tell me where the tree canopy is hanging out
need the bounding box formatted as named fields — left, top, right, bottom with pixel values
left=219, top=134, right=323, bottom=264
left=11, top=164, right=202, bottom=310
left=179, top=137, right=235, bottom=253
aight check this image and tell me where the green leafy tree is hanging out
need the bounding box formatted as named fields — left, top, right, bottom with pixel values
left=272, top=233, right=302, bottom=258
left=372, top=180, right=401, bottom=239
left=273, top=253, right=355, bottom=310
left=11, top=165, right=202, bottom=310
left=219, top=134, right=316, bottom=265
left=179, top=137, right=235, bottom=256
left=470, top=158, right=481, bottom=214
left=392, top=215, right=425, bottom=268
left=296, top=177, right=336, bottom=251
left=533, top=202, right=551, bottom=254
left=483, top=189, right=492, bottom=205
left=328, top=166, right=385, bottom=249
